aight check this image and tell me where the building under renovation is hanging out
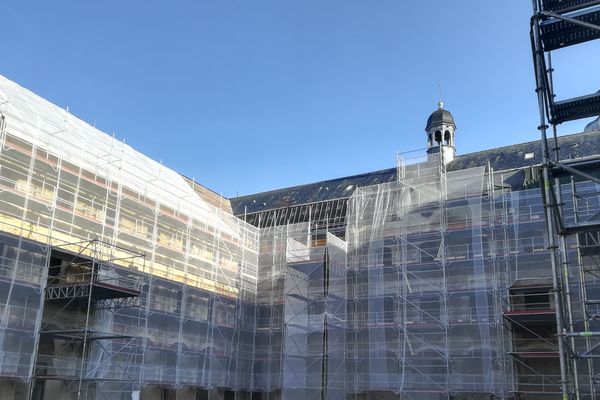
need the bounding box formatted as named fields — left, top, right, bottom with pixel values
left=1, top=2, right=600, bottom=400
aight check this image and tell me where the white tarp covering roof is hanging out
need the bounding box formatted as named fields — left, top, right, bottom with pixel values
left=0, top=74, right=240, bottom=236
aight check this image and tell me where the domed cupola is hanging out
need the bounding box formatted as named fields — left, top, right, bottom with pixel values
left=425, top=101, right=456, bottom=163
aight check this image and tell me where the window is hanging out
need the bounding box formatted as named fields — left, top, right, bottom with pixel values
left=524, top=152, right=535, bottom=159
left=444, top=130, right=451, bottom=144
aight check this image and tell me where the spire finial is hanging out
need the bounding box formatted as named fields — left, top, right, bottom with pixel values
left=438, top=101, right=444, bottom=109
left=438, top=83, right=443, bottom=109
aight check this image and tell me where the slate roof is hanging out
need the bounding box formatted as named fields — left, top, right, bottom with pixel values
left=230, top=130, right=600, bottom=215
left=585, top=116, right=600, bottom=132
left=230, top=168, right=398, bottom=215
left=426, top=108, right=456, bottom=131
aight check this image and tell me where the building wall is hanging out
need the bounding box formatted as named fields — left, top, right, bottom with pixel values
left=0, top=76, right=260, bottom=399
left=1, top=76, right=599, bottom=399
left=0, top=231, right=46, bottom=397
left=251, top=159, right=600, bottom=399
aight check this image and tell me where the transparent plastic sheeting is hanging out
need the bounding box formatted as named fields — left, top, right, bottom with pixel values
left=281, top=224, right=347, bottom=400
left=0, top=74, right=260, bottom=397
left=0, top=232, right=46, bottom=380
left=345, top=158, right=507, bottom=398
left=2, top=73, right=600, bottom=398
left=24, top=248, right=257, bottom=396
left=283, top=224, right=324, bottom=400
left=0, top=76, right=230, bottom=235
left=325, top=232, right=348, bottom=400
left=0, top=75, right=260, bottom=301
left=254, top=225, right=287, bottom=393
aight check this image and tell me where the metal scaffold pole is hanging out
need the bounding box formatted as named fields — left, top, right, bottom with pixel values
left=530, top=0, right=600, bottom=398
left=531, top=3, right=569, bottom=399
left=571, top=177, right=597, bottom=398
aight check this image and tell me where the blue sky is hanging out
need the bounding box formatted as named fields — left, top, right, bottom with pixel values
left=2, top=1, right=599, bottom=197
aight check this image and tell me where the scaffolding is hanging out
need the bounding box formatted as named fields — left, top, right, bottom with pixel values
left=281, top=225, right=347, bottom=400
left=0, top=75, right=260, bottom=399
left=254, top=225, right=286, bottom=399
left=343, top=153, right=510, bottom=399
left=0, top=230, right=47, bottom=395
left=30, top=239, right=146, bottom=399
left=243, top=149, right=585, bottom=400
left=1, top=5, right=600, bottom=395
left=253, top=224, right=347, bottom=400
left=531, top=1, right=600, bottom=399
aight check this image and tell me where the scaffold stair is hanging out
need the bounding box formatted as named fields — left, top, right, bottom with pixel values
left=542, top=0, right=600, bottom=13
left=539, top=6, right=600, bottom=51
left=551, top=92, right=600, bottom=124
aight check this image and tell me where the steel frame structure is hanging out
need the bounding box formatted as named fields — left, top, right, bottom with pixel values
left=29, top=239, right=147, bottom=400
left=531, top=0, right=600, bottom=398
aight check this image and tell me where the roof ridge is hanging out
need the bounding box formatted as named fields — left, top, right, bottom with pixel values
left=233, top=130, right=600, bottom=202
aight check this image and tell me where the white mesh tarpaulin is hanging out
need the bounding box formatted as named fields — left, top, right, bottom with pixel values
left=346, top=156, right=509, bottom=398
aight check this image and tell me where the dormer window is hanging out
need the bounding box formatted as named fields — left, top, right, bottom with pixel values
left=524, top=152, right=535, bottom=160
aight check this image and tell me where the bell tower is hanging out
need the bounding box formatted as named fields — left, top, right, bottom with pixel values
left=425, top=101, right=456, bottom=164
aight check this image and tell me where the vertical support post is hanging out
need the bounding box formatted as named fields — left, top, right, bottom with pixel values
left=531, top=3, right=570, bottom=398
left=551, top=126, right=580, bottom=400
left=571, top=177, right=597, bottom=398
left=77, top=241, right=97, bottom=399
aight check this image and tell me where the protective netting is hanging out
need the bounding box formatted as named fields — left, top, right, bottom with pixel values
left=2, top=74, right=600, bottom=399
left=0, top=75, right=260, bottom=399
left=0, top=232, right=46, bottom=380
left=282, top=224, right=324, bottom=400
left=254, top=224, right=348, bottom=400
left=325, top=232, right=347, bottom=400
left=254, top=225, right=287, bottom=395
left=345, top=155, right=507, bottom=398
